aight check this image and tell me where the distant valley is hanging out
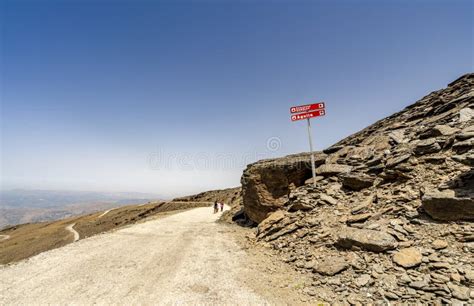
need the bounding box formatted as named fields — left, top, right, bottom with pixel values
left=0, top=189, right=162, bottom=228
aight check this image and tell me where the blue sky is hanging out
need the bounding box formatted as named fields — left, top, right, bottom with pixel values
left=1, top=0, right=472, bottom=197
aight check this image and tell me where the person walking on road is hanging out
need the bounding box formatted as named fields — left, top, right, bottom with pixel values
left=213, top=201, right=218, bottom=214
left=220, top=202, right=224, bottom=212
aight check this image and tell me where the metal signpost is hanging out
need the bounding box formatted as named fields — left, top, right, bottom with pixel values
left=290, top=102, right=326, bottom=187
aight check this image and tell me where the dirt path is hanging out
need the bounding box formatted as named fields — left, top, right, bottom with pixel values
left=0, top=235, right=10, bottom=242
left=98, top=209, right=112, bottom=218
left=65, top=223, right=80, bottom=242
left=0, top=206, right=271, bottom=304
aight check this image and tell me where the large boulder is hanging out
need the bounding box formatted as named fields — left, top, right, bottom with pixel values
left=336, top=227, right=397, bottom=252
left=421, top=190, right=474, bottom=221
left=241, top=152, right=326, bottom=223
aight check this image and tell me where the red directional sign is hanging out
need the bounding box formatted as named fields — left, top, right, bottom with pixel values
left=290, top=102, right=325, bottom=114
left=289, top=101, right=327, bottom=187
left=291, top=109, right=325, bottom=121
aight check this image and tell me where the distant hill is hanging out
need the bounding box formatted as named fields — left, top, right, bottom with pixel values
left=0, top=200, right=211, bottom=264
left=0, top=189, right=163, bottom=227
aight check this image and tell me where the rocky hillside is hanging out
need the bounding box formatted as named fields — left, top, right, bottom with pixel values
left=173, top=187, right=243, bottom=224
left=173, top=186, right=241, bottom=206
left=240, top=74, right=474, bottom=303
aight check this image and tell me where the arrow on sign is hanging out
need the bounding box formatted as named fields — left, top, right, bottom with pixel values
left=290, top=109, right=325, bottom=121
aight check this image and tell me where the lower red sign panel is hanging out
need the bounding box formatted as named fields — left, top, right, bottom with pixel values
left=291, top=109, right=325, bottom=121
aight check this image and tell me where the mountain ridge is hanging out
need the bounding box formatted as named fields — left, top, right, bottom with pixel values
left=236, top=73, right=473, bottom=303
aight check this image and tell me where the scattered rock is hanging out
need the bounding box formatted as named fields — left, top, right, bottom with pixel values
left=459, top=107, right=474, bottom=122
left=452, top=151, right=474, bottom=166
left=452, top=138, right=474, bottom=154
left=422, top=190, right=474, bottom=221
left=384, top=291, right=399, bottom=300
left=456, top=126, right=474, bottom=140
left=313, top=256, right=349, bottom=276
left=340, top=173, right=375, bottom=190
left=351, top=195, right=375, bottom=214
left=304, top=176, right=324, bottom=185
left=450, top=272, right=461, bottom=283
left=389, top=129, right=407, bottom=144
left=414, top=139, right=442, bottom=155
left=256, top=210, right=286, bottom=237
left=323, top=145, right=344, bottom=154
left=336, top=227, right=397, bottom=252
left=315, top=164, right=353, bottom=176
left=346, top=213, right=372, bottom=224
left=430, top=262, right=451, bottom=269
left=421, top=154, right=446, bottom=164
left=288, top=201, right=313, bottom=211
left=355, top=274, right=371, bottom=287
left=319, top=194, right=338, bottom=205
left=385, top=153, right=411, bottom=168
left=420, top=124, right=458, bottom=138
left=393, top=248, right=423, bottom=268
left=408, top=280, right=427, bottom=289
left=265, top=223, right=301, bottom=242
left=447, top=283, right=470, bottom=301
left=431, top=239, right=448, bottom=250
left=465, top=269, right=474, bottom=283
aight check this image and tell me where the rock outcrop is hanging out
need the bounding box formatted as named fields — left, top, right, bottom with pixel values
left=241, top=152, right=326, bottom=223
left=240, top=73, right=474, bottom=304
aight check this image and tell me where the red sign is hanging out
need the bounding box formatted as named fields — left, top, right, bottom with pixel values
left=291, top=109, right=325, bottom=121
left=290, top=102, right=325, bottom=114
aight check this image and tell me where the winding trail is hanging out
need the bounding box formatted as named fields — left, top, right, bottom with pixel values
left=98, top=209, right=112, bottom=218
left=0, top=235, right=10, bottom=242
left=65, top=223, right=80, bottom=242
left=0, top=206, right=267, bottom=304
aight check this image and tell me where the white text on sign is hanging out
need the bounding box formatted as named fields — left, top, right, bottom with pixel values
left=291, top=109, right=325, bottom=121
left=290, top=102, right=325, bottom=114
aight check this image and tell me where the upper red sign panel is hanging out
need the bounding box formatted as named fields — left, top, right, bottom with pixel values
left=290, top=102, right=325, bottom=114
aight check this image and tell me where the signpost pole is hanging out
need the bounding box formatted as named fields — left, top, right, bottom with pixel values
left=306, top=118, right=316, bottom=187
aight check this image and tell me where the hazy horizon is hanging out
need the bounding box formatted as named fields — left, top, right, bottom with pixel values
left=1, top=0, right=473, bottom=197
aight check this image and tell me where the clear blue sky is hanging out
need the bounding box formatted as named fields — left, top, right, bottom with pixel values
left=1, top=0, right=472, bottom=197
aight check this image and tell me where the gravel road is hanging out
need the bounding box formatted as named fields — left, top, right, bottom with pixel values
left=0, top=206, right=267, bottom=305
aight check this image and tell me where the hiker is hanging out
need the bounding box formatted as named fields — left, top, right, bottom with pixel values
left=213, top=201, right=218, bottom=214
left=220, top=202, right=224, bottom=212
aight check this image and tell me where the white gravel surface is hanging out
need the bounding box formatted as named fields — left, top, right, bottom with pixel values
left=0, top=206, right=267, bottom=305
